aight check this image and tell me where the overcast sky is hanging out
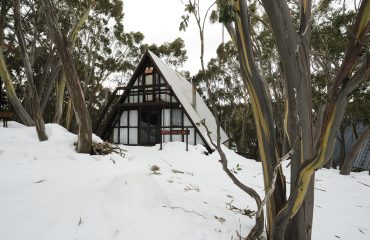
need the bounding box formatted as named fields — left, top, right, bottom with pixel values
left=122, top=0, right=229, bottom=75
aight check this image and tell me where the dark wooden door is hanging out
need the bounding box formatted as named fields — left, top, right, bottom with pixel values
left=139, top=109, right=161, bottom=145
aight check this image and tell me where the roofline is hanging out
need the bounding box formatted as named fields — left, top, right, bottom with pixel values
left=146, top=51, right=214, bottom=152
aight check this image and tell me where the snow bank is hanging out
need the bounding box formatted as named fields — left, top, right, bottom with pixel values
left=0, top=122, right=369, bottom=240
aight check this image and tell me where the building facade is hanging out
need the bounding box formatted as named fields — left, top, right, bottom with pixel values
left=95, top=51, right=228, bottom=151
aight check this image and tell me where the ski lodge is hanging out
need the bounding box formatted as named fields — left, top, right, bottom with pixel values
left=94, top=51, right=228, bottom=151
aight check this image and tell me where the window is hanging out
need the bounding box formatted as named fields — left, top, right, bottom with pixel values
left=144, top=87, right=153, bottom=101
left=145, top=74, right=153, bottom=85
left=171, top=109, right=182, bottom=126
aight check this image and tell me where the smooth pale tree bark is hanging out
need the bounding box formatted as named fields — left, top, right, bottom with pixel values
left=258, top=1, right=315, bottom=239
left=272, top=1, right=370, bottom=239
left=232, top=1, right=288, bottom=237
left=41, top=0, right=92, bottom=153
left=53, top=0, right=95, bottom=125
left=14, top=0, right=48, bottom=141
left=185, top=1, right=265, bottom=238
left=0, top=1, right=33, bottom=126
left=53, top=74, right=66, bottom=123
left=40, top=62, right=61, bottom=113
left=65, top=98, right=73, bottom=130
left=340, top=126, right=370, bottom=175
left=0, top=50, right=34, bottom=125
left=220, top=0, right=370, bottom=239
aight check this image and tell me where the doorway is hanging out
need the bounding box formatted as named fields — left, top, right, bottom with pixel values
left=139, top=109, right=161, bottom=145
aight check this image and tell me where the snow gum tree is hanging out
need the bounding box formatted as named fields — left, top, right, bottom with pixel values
left=41, top=0, right=93, bottom=153
left=215, top=0, right=370, bottom=239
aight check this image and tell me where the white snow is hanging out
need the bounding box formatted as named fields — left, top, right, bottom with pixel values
left=0, top=122, right=369, bottom=240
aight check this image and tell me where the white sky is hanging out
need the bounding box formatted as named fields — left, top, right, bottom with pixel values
left=122, top=0, right=230, bottom=75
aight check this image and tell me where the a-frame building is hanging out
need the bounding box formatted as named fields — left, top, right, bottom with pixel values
left=94, top=51, right=228, bottom=151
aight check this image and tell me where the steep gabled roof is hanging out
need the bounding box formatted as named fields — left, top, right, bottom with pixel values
left=147, top=51, right=228, bottom=147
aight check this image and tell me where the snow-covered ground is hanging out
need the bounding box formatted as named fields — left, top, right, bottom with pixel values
left=0, top=122, right=369, bottom=240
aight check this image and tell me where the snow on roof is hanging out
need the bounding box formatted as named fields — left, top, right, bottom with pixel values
left=148, top=51, right=228, bottom=147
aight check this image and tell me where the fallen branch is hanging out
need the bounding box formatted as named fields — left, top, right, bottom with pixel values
left=162, top=205, right=206, bottom=219
left=226, top=200, right=255, bottom=218
left=172, top=169, right=185, bottom=174
left=33, top=179, right=45, bottom=184
left=256, top=147, right=294, bottom=218
left=199, top=119, right=264, bottom=240
left=90, top=141, right=126, bottom=156
left=314, top=188, right=327, bottom=192
left=357, top=181, right=370, bottom=188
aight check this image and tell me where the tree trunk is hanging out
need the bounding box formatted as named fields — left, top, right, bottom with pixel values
left=65, top=97, right=73, bottom=130
left=252, top=1, right=316, bottom=239
left=233, top=1, right=287, bottom=236
left=40, top=63, right=60, bottom=113
left=340, top=126, right=370, bottom=175
left=53, top=74, right=66, bottom=123
left=273, top=1, right=370, bottom=239
left=337, top=127, right=346, bottom=169
left=0, top=1, right=33, bottom=126
left=0, top=53, right=34, bottom=125
left=41, top=0, right=92, bottom=153
left=14, top=0, right=48, bottom=141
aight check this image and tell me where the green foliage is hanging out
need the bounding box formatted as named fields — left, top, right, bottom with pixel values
left=0, top=0, right=188, bottom=130
left=140, top=38, right=188, bottom=68
left=216, top=0, right=236, bottom=24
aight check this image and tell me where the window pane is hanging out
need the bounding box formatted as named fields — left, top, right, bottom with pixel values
left=172, top=109, right=182, bottom=126
left=149, top=112, right=158, bottom=128
left=121, top=128, right=128, bottom=144
left=140, top=127, right=148, bottom=143
left=129, top=128, right=138, bottom=144
left=129, top=95, right=138, bottom=103
left=129, top=110, right=138, bottom=127
left=145, top=74, right=153, bottom=85
left=145, top=87, right=153, bottom=101
left=172, top=128, right=182, bottom=142
left=120, top=111, right=128, bottom=126
left=149, top=128, right=157, bottom=143
left=160, top=93, right=170, bottom=102
left=162, top=109, right=170, bottom=126
left=162, top=127, right=170, bottom=143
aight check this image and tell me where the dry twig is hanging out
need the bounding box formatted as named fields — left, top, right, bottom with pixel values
left=162, top=205, right=206, bottom=219
left=90, top=141, right=126, bottom=156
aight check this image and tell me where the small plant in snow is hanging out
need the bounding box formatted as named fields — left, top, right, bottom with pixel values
left=231, top=164, right=242, bottom=174
left=214, top=216, right=226, bottom=223
left=184, top=184, right=200, bottom=192
left=150, top=165, right=161, bottom=175
left=226, top=200, right=255, bottom=218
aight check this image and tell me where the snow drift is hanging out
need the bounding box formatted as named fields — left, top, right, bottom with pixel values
left=0, top=122, right=369, bottom=240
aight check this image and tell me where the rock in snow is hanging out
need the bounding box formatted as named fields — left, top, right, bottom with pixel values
left=0, top=122, right=369, bottom=240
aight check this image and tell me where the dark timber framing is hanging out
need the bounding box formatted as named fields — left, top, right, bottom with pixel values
left=95, top=51, right=212, bottom=151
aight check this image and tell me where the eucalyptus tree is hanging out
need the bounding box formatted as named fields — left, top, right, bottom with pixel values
left=141, top=37, right=188, bottom=69
left=195, top=41, right=257, bottom=156
left=181, top=1, right=265, bottom=239
left=0, top=0, right=34, bottom=125
left=13, top=0, right=47, bottom=141
left=215, top=0, right=370, bottom=239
